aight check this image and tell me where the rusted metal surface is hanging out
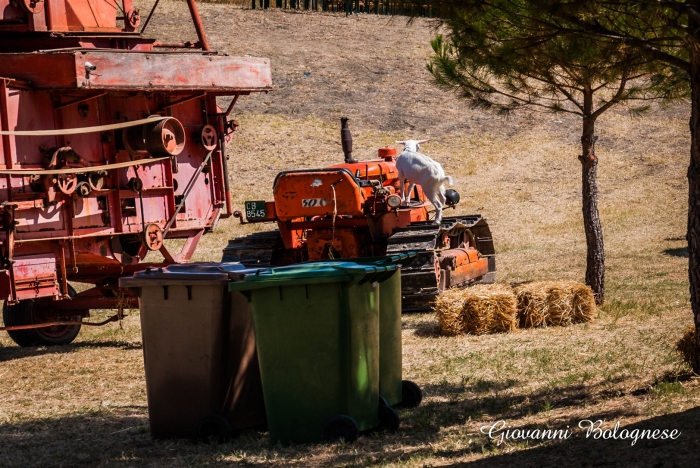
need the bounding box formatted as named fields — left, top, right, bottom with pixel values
left=1, top=0, right=125, bottom=33
left=185, top=0, right=211, bottom=51
left=0, top=52, right=272, bottom=92
left=0, top=314, right=120, bottom=331
left=0, top=1, right=272, bottom=344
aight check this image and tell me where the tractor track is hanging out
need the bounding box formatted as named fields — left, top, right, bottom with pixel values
left=386, top=215, right=495, bottom=312
left=221, top=230, right=282, bottom=266
left=221, top=215, right=495, bottom=313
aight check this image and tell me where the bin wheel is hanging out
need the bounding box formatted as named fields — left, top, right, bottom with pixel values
left=400, top=380, right=423, bottom=408
left=197, top=414, right=231, bottom=442
left=3, top=285, right=83, bottom=347
left=322, top=414, right=359, bottom=443
left=377, top=404, right=400, bottom=433
left=379, top=396, right=389, bottom=407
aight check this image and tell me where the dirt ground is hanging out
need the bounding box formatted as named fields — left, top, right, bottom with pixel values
left=1, top=3, right=699, bottom=467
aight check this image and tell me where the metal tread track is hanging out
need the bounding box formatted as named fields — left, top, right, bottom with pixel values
left=386, top=215, right=490, bottom=312
left=221, top=230, right=282, bottom=266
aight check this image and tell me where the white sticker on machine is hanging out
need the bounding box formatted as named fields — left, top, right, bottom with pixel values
left=302, top=198, right=328, bottom=207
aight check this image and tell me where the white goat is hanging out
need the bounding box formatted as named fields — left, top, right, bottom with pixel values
left=395, top=139, right=454, bottom=224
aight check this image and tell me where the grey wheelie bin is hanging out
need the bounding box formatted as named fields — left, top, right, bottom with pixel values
left=119, top=263, right=266, bottom=440
left=228, top=261, right=401, bottom=444
left=310, top=253, right=423, bottom=408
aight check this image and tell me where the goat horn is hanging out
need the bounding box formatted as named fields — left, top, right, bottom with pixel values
left=417, top=139, right=430, bottom=144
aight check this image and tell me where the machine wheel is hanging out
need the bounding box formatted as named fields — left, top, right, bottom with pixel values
left=197, top=414, right=231, bottom=442
left=377, top=404, right=400, bottom=433
left=2, top=285, right=83, bottom=347
left=322, top=414, right=359, bottom=443
left=399, top=380, right=423, bottom=408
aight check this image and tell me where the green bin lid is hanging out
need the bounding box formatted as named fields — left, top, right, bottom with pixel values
left=228, top=261, right=399, bottom=292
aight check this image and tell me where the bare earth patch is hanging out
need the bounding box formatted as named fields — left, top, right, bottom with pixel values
left=1, top=3, right=698, bottom=467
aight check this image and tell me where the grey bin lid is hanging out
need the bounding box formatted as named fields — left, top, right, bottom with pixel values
left=119, top=262, right=250, bottom=287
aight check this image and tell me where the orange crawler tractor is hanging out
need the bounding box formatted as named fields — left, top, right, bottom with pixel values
left=223, top=119, right=495, bottom=312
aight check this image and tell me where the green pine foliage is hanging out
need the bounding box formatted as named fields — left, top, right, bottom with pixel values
left=424, top=1, right=686, bottom=118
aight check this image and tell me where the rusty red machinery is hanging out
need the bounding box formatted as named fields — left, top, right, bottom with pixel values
left=223, top=119, right=496, bottom=312
left=0, top=0, right=271, bottom=346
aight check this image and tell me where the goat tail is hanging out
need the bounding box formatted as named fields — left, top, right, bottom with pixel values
left=443, top=176, right=454, bottom=186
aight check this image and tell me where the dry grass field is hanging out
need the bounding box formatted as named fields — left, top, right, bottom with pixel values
left=1, top=3, right=699, bottom=467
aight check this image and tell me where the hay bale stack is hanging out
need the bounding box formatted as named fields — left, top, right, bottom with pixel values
left=676, top=325, right=697, bottom=367
left=571, top=283, right=597, bottom=323
left=435, top=284, right=518, bottom=335
left=515, top=281, right=596, bottom=328
left=547, top=284, right=575, bottom=326
left=435, top=290, right=466, bottom=335
left=514, top=282, right=549, bottom=328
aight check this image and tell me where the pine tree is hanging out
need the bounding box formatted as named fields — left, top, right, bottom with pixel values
left=540, top=0, right=700, bottom=372
left=423, top=1, right=681, bottom=304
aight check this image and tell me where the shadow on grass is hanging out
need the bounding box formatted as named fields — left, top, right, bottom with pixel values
left=417, top=375, right=636, bottom=426
left=0, top=340, right=141, bottom=362
left=411, top=319, right=442, bottom=337
left=400, top=313, right=445, bottom=337
left=448, top=407, right=700, bottom=468
left=2, top=376, right=695, bottom=467
left=663, top=246, right=688, bottom=258
left=2, top=403, right=697, bottom=467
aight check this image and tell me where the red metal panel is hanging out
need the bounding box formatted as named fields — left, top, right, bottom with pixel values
left=0, top=1, right=273, bottom=315
left=0, top=54, right=78, bottom=88
left=15, top=205, right=67, bottom=235
left=72, top=197, right=110, bottom=229
left=0, top=52, right=272, bottom=91
left=57, top=95, right=104, bottom=166
left=73, top=52, right=272, bottom=91
left=46, top=0, right=69, bottom=30
left=169, top=97, right=214, bottom=226
left=12, top=253, right=60, bottom=300
left=65, top=0, right=118, bottom=31
left=0, top=51, right=272, bottom=91
left=0, top=0, right=27, bottom=22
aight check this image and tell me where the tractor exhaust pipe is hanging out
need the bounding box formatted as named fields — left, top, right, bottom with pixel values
left=341, top=117, right=357, bottom=163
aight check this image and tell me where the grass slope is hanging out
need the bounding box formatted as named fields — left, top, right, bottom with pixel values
left=0, top=4, right=697, bottom=467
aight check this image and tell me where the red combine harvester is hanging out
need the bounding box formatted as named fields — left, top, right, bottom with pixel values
left=223, top=119, right=496, bottom=312
left=0, top=0, right=271, bottom=346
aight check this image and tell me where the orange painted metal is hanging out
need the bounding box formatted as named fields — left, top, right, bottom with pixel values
left=245, top=149, right=434, bottom=260
left=273, top=169, right=366, bottom=221
left=328, top=160, right=399, bottom=181
left=437, top=248, right=489, bottom=289
left=238, top=142, right=491, bottom=297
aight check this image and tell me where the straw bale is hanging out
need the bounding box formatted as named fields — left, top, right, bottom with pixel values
left=435, top=289, right=467, bottom=335
left=460, top=284, right=518, bottom=335
left=514, top=282, right=550, bottom=328
left=515, top=281, right=596, bottom=328
left=676, top=325, right=697, bottom=367
left=435, top=284, right=518, bottom=335
left=570, top=283, right=597, bottom=323
left=547, top=283, right=575, bottom=326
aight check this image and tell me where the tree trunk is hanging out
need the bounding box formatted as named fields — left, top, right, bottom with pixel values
left=579, top=89, right=605, bottom=305
left=688, top=47, right=700, bottom=373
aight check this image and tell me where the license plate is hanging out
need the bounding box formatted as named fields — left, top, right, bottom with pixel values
left=245, top=200, right=267, bottom=220
left=302, top=198, right=327, bottom=208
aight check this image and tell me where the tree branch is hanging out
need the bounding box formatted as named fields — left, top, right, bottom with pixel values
left=592, top=72, right=629, bottom=119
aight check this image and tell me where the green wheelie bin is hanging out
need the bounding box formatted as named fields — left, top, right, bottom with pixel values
left=228, top=261, right=400, bottom=444
left=311, top=253, right=423, bottom=408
